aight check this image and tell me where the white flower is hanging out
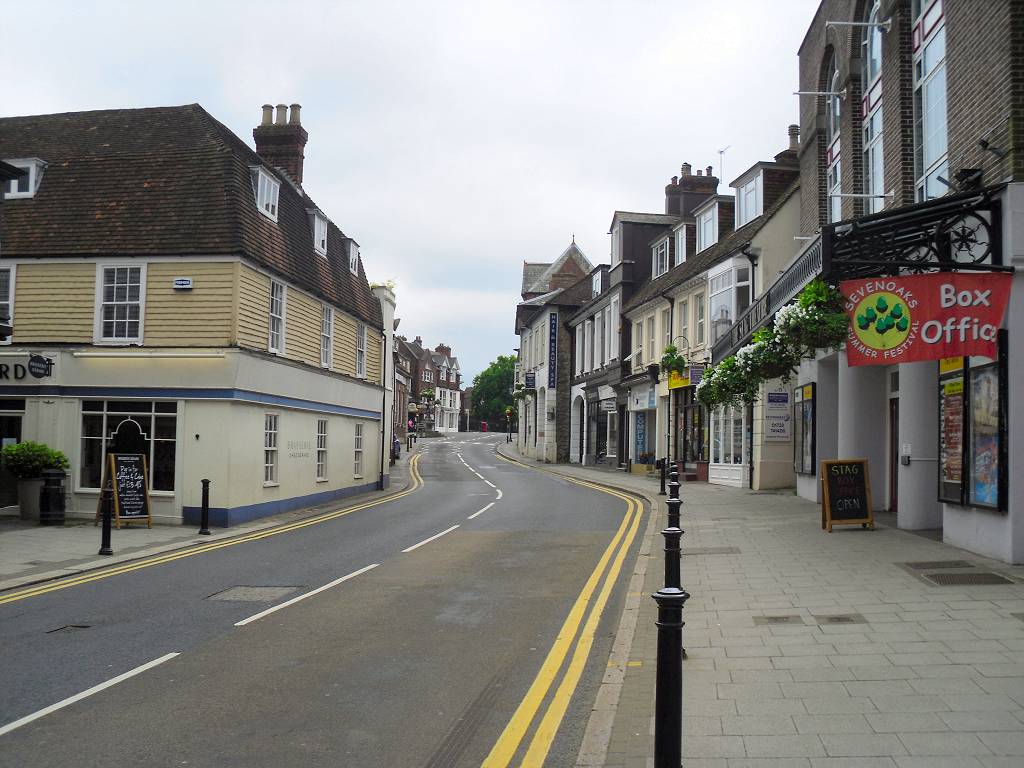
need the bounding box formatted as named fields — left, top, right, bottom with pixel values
left=774, top=302, right=806, bottom=334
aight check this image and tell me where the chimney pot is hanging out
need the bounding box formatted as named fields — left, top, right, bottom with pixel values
left=254, top=102, right=310, bottom=185
left=788, top=123, right=800, bottom=150
left=289, top=104, right=302, bottom=125
left=671, top=175, right=678, bottom=184
left=706, top=165, right=714, bottom=177
left=261, top=104, right=273, bottom=126
left=681, top=163, right=692, bottom=176
left=275, top=104, right=287, bottom=125
left=696, top=169, right=702, bottom=176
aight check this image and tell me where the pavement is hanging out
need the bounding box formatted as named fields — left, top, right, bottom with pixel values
left=496, top=442, right=1024, bottom=768
left=0, top=447, right=415, bottom=594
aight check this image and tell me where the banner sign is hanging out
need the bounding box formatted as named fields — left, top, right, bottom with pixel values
left=667, top=370, right=687, bottom=389
left=841, top=274, right=1012, bottom=366
left=548, top=313, right=557, bottom=388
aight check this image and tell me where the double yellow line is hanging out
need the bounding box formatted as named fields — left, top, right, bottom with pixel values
left=483, top=452, right=646, bottom=768
left=0, top=453, right=424, bottom=607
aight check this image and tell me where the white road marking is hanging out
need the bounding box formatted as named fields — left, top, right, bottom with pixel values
left=402, top=525, right=460, bottom=553
left=482, top=479, right=496, bottom=488
left=0, top=652, right=180, bottom=737
left=496, top=489, right=503, bottom=500
left=235, top=564, right=379, bottom=626
left=468, top=502, right=494, bottom=520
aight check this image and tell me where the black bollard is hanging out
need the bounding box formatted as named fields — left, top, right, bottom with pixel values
left=98, top=489, right=113, bottom=556
left=199, top=479, right=211, bottom=535
left=658, top=457, right=667, bottom=496
left=652, top=465, right=689, bottom=768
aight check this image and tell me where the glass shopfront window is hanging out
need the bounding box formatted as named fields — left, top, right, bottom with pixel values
left=0, top=398, right=25, bottom=506
left=710, top=405, right=747, bottom=466
left=80, top=400, right=177, bottom=491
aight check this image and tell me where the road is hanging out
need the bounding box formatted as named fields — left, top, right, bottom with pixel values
left=0, top=434, right=646, bottom=767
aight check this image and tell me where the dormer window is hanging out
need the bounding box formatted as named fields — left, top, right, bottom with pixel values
left=735, top=173, right=763, bottom=228
left=255, top=167, right=280, bottom=221
left=592, top=273, right=601, bottom=297
left=674, top=227, right=686, bottom=267
left=652, top=238, right=669, bottom=278
left=2, top=158, right=46, bottom=199
left=348, top=241, right=359, bottom=274
left=313, top=213, right=328, bottom=256
left=697, top=205, right=718, bottom=253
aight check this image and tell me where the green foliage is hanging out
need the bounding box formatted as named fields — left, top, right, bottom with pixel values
left=776, top=279, right=849, bottom=355
left=0, top=441, right=69, bottom=479
left=659, top=344, right=687, bottom=375
left=471, top=354, right=518, bottom=425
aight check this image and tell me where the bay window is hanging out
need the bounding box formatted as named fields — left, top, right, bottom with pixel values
left=708, top=263, right=751, bottom=345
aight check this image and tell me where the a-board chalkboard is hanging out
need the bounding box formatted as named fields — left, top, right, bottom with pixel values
left=820, top=458, right=874, bottom=532
left=94, top=453, right=153, bottom=529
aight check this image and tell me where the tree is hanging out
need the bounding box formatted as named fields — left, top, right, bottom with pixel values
left=472, top=355, right=517, bottom=427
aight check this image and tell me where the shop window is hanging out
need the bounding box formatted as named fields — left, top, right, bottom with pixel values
left=793, top=383, right=816, bottom=474
left=354, top=423, right=364, bottom=476
left=710, top=406, right=747, bottom=465
left=263, top=413, right=278, bottom=484
left=316, top=419, right=328, bottom=481
left=938, top=350, right=1005, bottom=510
left=80, top=401, right=177, bottom=491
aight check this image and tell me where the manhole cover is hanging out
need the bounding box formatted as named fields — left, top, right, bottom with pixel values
left=46, top=624, right=90, bottom=634
left=904, top=560, right=974, bottom=570
left=753, top=615, right=803, bottom=625
left=683, top=547, right=741, bottom=555
left=814, top=613, right=866, bottom=625
left=923, top=572, right=1014, bottom=586
left=207, top=586, right=301, bottom=602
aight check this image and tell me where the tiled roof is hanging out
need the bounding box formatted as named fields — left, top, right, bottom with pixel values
left=521, top=262, right=549, bottom=295
left=0, top=104, right=382, bottom=329
left=622, top=180, right=799, bottom=315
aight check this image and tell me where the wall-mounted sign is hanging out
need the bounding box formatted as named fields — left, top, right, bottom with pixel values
left=524, top=372, right=536, bottom=389
left=173, top=277, right=194, bottom=290
left=841, top=274, right=1012, bottom=366
left=548, top=312, right=557, bottom=388
left=600, top=399, right=617, bottom=412
left=668, top=370, right=688, bottom=390
left=764, top=389, right=791, bottom=442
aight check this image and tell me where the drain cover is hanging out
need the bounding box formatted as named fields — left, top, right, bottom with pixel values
left=923, top=572, right=1014, bottom=586
left=753, top=615, right=803, bottom=626
left=683, top=546, right=741, bottom=555
left=814, top=613, right=866, bottom=625
left=904, top=560, right=974, bottom=570
left=207, top=586, right=300, bottom=602
left=46, top=624, right=90, bottom=634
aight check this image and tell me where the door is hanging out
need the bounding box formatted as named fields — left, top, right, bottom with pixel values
left=0, top=410, right=23, bottom=507
left=888, top=397, right=899, bottom=514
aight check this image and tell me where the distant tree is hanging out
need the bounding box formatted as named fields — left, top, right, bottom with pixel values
left=472, top=355, right=516, bottom=427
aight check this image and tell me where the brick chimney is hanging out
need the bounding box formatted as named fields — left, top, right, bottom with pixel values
left=414, top=335, right=423, bottom=346
left=435, top=343, right=452, bottom=358
left=253, top=103, right=309, bottom=185
left=677, top=162, right=719, bottom=217
left=665, top=175, right=682, bottom=215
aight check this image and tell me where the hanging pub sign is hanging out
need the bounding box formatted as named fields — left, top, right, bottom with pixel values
left=840, top=273, right=1012, bottom=366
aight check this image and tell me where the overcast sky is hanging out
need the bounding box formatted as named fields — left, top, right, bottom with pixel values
left=5, top=0, right=814, bottom=382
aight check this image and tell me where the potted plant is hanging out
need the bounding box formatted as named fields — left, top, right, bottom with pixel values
left=0, top=441, right=70, bottom=522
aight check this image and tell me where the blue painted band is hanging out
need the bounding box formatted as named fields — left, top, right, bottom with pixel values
left=0, top=386, right=381, bottom=419
left=182, top=476, right=390, bottom=527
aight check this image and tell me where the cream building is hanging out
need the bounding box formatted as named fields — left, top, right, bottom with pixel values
left=0, top=103, right=394, bottom=526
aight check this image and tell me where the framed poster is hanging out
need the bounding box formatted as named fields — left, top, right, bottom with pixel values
left=968, top=365, right=1000, bottom=508
left=793, top=383, right=816, bottom=474
left=938, top=370, right=964, bottom=504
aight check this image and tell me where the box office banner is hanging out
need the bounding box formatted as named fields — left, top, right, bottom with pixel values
left=840, top=273, right=1012, bottom=366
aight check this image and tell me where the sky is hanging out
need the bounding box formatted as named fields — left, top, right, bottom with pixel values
left=3, top=0, right=815, bottom=383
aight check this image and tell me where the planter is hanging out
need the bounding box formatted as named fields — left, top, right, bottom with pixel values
left=18, top=478, right=43, bottom=522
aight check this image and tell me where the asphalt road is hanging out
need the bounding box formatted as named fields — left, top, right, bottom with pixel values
left=0, top=434, right=646, bottom=767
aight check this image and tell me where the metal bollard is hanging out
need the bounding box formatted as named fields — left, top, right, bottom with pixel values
left=199, top=479, right=211, bottom=535
left=98, top=488, right=113, bottom=556
left=652, top=465, right=689, bottom=768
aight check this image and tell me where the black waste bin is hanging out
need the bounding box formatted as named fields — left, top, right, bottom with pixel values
left=39, top=469, right=66, bottom=526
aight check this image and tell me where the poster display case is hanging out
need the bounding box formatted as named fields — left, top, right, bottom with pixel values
left=793, top=383, right=816, bottom=475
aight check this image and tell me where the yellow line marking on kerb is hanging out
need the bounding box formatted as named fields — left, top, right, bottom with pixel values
left=0, top=453, right=424, bottom=606
left=482, top=450, right=645, bottom=768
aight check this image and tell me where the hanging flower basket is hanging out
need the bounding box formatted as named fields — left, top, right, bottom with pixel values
left=737, top=328, right=800, bottom=382
left=774, top=279, right=849, bottom=356
left=695, top=355, right=760, bottom=410
left=659, top=345, right=687, bottom=376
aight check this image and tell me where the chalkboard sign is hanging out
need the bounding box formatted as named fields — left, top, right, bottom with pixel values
left=820, top=458, right=874, bottom=532
left=94, top=454, right=152, bottom=529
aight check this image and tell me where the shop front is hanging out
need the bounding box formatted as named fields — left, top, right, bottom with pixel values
left=668, top=365, right=708, bottom=481
left=628, top=382, right=657, bottom=471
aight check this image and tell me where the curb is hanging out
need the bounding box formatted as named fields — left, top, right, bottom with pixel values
left=0, top=449, right=423, bottom=596
left=494, top=443, right=663, bottom=767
